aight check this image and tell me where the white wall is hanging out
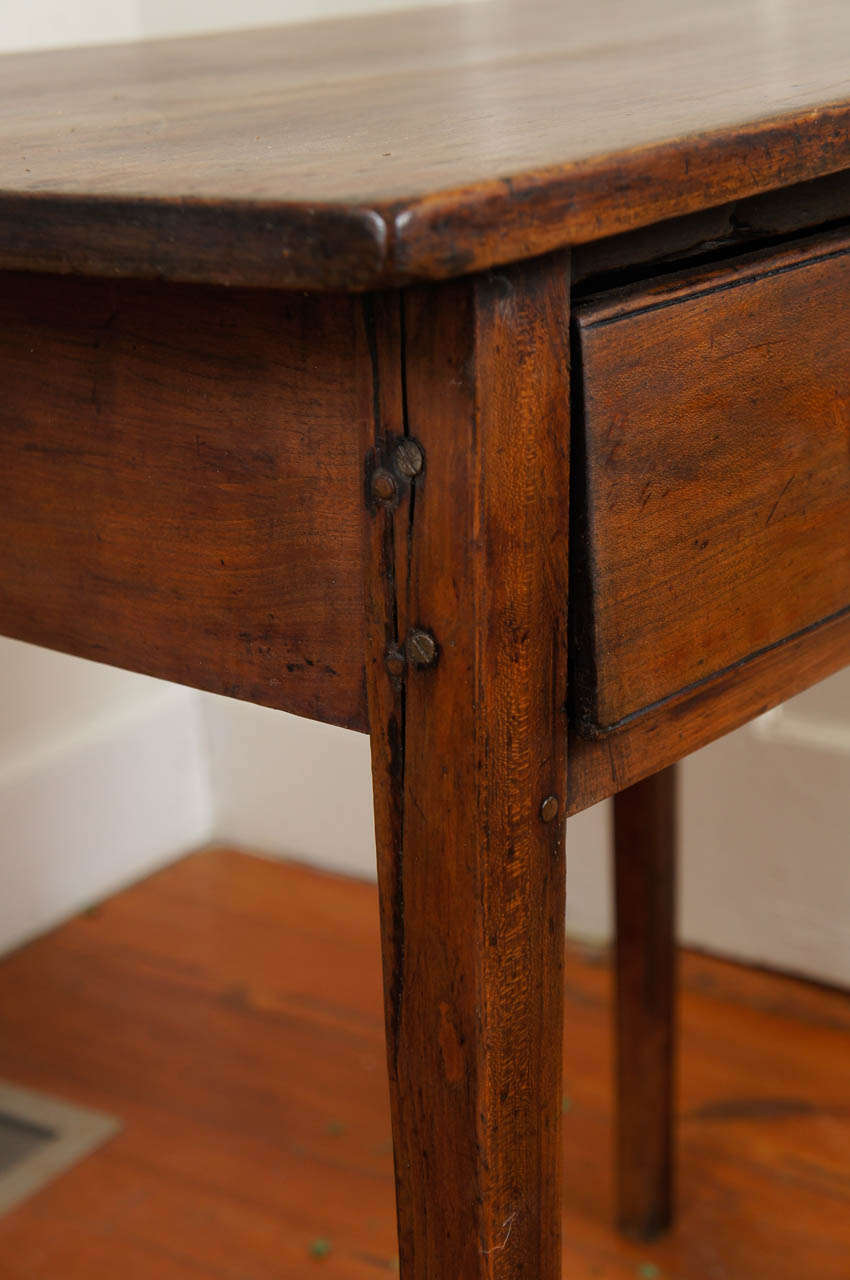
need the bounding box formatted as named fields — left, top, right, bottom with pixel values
left=682, top=684, right=850, bottom=983
left=0, top=639, right=212, bottom=955
left=1, top=0, right=849, bottom=987
left=1, top=0, right=484, bottom=53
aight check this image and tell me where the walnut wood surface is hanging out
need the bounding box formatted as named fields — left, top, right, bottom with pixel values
left=614, top=766, right=678, bottom=1241
left=574, top=229, right=850, bottom=734
left=572, top=170, right=850, bottom=291
left=3, top=0, right=850, bottom=287
left=363, top=255, right=570, bottom=1277
left=567, top=608, right=850, bottom=815
left=0, top=272, right=367, bottom=727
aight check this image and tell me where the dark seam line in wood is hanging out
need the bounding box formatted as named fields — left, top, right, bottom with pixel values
left=390, top=290, right=410, bottom=1078
left=387, top=567, right=406, bottom=1075
left=362, top=295, right=384, bottom=467
left=364, top=291, right=405, bottom=1071
left=567, top=305, right=599, bottom=729
left=399, top=290, right=417, bottom=556
left=578, top=241, right=850, bottom=328
left=577, top=601, right=850, bottom=738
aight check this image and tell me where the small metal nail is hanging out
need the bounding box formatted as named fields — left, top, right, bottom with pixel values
left=370, top=468, right=398, bottom=505
left=384, top=645, right=406, bottom=677
left=393, top=438, right=424, bottom=479
left=540, top=795, right=559, bottom=823
left=406, top=627, right=438, bottom=668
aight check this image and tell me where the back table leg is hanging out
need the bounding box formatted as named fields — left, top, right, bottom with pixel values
left=361, top=255, right=571, bottom=1279
left=613, top=764, right=678, bottom=1239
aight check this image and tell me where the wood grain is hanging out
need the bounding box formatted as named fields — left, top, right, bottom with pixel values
left=0, top=272, right=367, bottom=728
left=362, top=255, right=571, bottom=1277
left=572, top=169, right=850, bottom=291
left=567, top=607, right=850, bottom=814
left=614, top=766, right=678, bottom=1241
left=3, top=0, right=850, bottom=287
left=574, top=229, right=850, bottom=734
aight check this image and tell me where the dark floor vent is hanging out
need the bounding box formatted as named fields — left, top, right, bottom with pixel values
left=0, top=1081, right=119, bottom=1215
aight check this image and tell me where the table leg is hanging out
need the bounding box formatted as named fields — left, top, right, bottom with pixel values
left=361, top=255, right=571, bottom=1278
left=613, top=764, right=678, bottom=1239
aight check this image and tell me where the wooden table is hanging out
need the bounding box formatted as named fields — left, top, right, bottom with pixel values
left=2, top=2, right=849, bottom=1275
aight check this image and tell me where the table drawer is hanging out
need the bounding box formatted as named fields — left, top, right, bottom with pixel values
left=573, top=230, right=850, bottom=734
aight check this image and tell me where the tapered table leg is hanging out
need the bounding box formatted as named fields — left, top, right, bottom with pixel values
left=613, top=764, right=678, bottom=1239
left=361, top=255, right=571, bottom=1279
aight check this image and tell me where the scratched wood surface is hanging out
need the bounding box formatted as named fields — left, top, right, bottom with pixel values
left=363, top=255, right=571, bottom=1277
left=3, top=0, right=850, bottom=286
left=574, top=228, right=850, bottom=735
left=0, top=272, right=366, bottom=727
left=0, top=848, right=849, bottom=1279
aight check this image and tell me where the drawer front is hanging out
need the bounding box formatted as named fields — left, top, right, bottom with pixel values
left=574, top=231, right=850, bottom=733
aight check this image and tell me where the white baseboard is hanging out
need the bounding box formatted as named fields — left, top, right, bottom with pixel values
left=0, top=685, right=212, bottom=956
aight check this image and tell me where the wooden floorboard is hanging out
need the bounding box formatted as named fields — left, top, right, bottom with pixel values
left=0, top=847, right=848, bottom=1278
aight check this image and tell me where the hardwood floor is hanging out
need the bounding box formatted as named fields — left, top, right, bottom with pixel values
left=0, top=847, right=847, bottom=1278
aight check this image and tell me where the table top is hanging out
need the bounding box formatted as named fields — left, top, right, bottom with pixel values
left=4, top=0, right=850, bottom=288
